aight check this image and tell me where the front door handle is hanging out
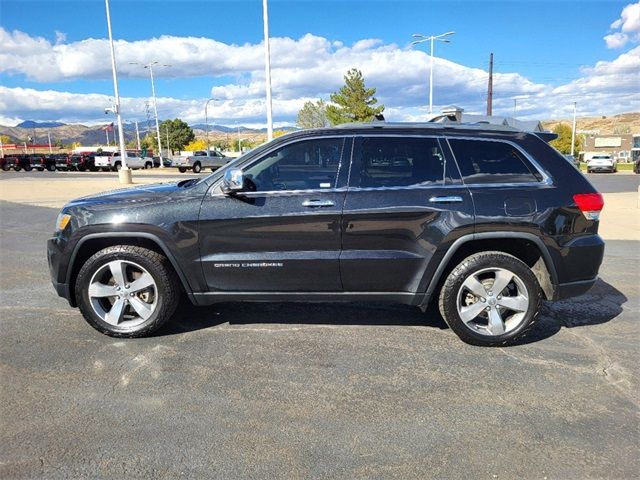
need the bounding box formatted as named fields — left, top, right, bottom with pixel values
left=429, top=196, right=463, bottom=204
left=302, top=199, right=335, bottom=208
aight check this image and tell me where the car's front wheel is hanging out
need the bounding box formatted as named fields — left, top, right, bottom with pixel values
left=438, top=251, right=541, bottom=346
left=75, top=246, right=179, bottom=337
left=178, top=167, right=187, bottom=173
left=192, top=162, right=202, bottom=173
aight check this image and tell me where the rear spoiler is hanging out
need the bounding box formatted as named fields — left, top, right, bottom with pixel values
left=534, top=131, right=558, bottom=143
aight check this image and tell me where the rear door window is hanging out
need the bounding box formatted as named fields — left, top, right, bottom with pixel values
left=448, top=138, right=540, bottom=184
left=354, top=136, right=447, bottom=188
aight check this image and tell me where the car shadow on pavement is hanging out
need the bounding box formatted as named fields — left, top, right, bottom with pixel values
left=511, top=278, right=627, bottom=346
left=156, top=298, right=448, bottom=336
left=156, top=278, right=626, bottom=344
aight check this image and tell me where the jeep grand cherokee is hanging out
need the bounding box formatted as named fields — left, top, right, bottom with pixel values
left=48, top=122, right=605, bottom=346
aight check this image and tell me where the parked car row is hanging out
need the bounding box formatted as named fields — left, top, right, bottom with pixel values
left=1, top=152, right=171, bottom=172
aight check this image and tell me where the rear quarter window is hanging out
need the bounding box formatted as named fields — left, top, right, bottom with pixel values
left=448, top=138, right=540, bottom=184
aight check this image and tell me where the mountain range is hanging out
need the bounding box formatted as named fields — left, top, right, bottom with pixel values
left=0, top=121, right=292, bottom=146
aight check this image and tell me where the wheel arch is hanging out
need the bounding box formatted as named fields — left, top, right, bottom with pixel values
left=66, top=232, right=195, bottom=307
left=420, top=232, right=557, bottom=308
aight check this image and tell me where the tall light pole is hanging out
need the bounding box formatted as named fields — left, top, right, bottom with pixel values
left=205, top=97, right=219, bottom=153
left=262, top=0, right=274, bottom=141
left=411, top=31, right=455, bottom=115
left=104, top=0, right=130, bottom=183
left=571, top=101, right=577, bottom=157
left=135, top=120, right=141, bottom=151
left=47, top=131, right=53, bottom=153
left=130, top=61, right=170, bottom=167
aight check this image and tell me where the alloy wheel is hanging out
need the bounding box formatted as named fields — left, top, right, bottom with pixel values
left=456, top=267, right=530, bottom=336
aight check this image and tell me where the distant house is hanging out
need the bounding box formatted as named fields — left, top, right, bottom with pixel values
left=582, top=133, right=639, bottom=162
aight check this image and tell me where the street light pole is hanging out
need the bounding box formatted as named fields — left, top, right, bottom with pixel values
left=262, top=0, right=274, bottom=141
left=205, top=98, right=219, bottom=153
left=47, top=131, right=52, bottom=153
left=130, top=61, right=170, bottom=167
left=571, top=101, right=577, bottom=157
left=104, top=0, right=130, bottom=183
left=135, top=120, right=141, bottom=151
left=411, top=31, right=455, bottom=115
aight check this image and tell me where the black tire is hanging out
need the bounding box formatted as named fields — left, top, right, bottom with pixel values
left=75, top=245, right=180, bottom=338
left=14, top=165, right=21, bottom=172
left=114, top=161, right=122, bottom=171
left=192, top=162, right=202, bottom=174
left=145, top=162, right=152, bottom=169
left=47, top=164, right=56, bottom=172
left=24, top=165, right=32, bottom=172
left=1, top=164, right=8, bottom=171
left=178, top=167, right=187, bottom=173
left=37, top=168, right=44, bottom=172
left=438, top=251, right=542, bottom=347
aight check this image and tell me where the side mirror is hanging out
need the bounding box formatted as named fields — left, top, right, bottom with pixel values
left=221, top=168, right=245, bottom=194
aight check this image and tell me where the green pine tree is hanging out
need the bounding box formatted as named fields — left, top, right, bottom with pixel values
left=326, top=69, right=385, bottom=125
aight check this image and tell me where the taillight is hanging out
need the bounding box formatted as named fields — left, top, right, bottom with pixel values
left=66, top=157, right=71, bottom=164
left=573, top=193, right=604, bottom=220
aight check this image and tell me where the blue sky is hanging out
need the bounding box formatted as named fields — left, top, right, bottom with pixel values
left=1, top=0, right=639, bottom=125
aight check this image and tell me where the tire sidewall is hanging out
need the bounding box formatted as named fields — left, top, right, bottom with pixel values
left=439, top=252, right=541, bottom=346
left=76, top=247, right=172, bottom=337
left=192, top=162, right=201, bottom=173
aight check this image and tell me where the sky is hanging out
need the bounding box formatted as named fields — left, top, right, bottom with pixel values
left=0, top=0, right=639, bottom=127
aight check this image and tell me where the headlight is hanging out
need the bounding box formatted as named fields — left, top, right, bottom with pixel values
left=55, top=213, right=72, bottom=232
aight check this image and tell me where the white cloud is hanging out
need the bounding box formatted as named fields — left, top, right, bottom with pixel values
left=604, top=1, right=640, bottom=48
left=0, top=27, right=638, bottom=126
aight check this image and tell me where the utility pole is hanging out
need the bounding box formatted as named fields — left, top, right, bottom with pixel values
left=571, top=101, right=577, bottom=157
left=106, top=129, right=110, bottom=146
left=135, top=121, right=141, bottom=151
left=105, top=0, right=130, bottom=183
left=262, top=0, right=274, bottom=141
left=513, top=99, right=517, bottom=117
left=0, top=135, right=4, bottom=157
left=486, top=52, right=493, bottom=116
left=47, top=131, right=52, bottom=153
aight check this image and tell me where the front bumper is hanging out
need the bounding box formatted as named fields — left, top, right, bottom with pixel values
left=47, top=236, right=75, bottom=306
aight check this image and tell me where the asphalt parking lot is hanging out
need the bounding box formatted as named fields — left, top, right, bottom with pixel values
left=0, top=172, right=638, bottom=478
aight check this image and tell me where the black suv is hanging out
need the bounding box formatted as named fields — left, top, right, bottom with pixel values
left=48, top=123, right=605, bottom=346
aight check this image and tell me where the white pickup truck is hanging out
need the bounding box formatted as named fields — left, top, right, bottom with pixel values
left=94, top=151, right=155, bottom=171
left=172, top=150, right=232, bottom=173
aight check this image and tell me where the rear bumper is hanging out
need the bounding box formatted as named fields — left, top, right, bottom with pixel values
left=553, top=278, right=598, bottom=300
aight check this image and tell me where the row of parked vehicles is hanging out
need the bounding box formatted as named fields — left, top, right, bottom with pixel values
left=0, top=151, right=170, bottom=172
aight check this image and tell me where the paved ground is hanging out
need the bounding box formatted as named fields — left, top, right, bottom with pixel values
left=0, top=173, right=638, bottom=478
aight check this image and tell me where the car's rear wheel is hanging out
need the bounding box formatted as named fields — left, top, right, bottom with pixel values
left=178, top=167, right=187, bottom=173
left=145, top=162, right=152, bottom=169
left=192, top=162, right=202, bottom=173
left=75, top=246, right=179, bottom=337
left=14, top=165, right=21, bottom=172
left=47, top=164, right=56, bottom=172
left=438, top=251, right=541, bottom=346
left=114, top=162, right=122, bottom=171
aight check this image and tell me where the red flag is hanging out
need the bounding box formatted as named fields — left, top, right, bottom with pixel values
left=102, top=123, right=114, bottom=131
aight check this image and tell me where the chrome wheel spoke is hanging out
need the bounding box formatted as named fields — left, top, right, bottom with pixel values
left=88, top=259, right=158, bottom=329
left=129, top=297, right=154, bottom=320
left=498, top=294, right=529, bottom=312
left=459, top=302, right=486, bottom=323
left=461, top=275, right=487, bottom=298
left=89, top=282, right=118, bottom=298
left=104, top=298, right=126, bottom=325
left=491, top=269, right=513, bottom=295
left=108, top=260, right=127, bottom=287
left=487, top=308, right=505, bottom=335
left=129, top=273, right=154, bottom=293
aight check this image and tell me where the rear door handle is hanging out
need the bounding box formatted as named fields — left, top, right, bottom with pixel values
left=302, top=199, right=335, bottom=208
left=429, top=196, right=464, bottom=204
